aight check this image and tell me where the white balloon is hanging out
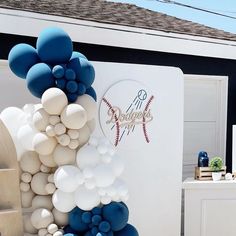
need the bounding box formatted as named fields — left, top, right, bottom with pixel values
left=57, top=134, right=70, bottom=146
left=33, top=108, right=49, bottom=131
left=52, top=190, right=76, bottom=213
left=49, top=115, right=60, bottom=125
left=86, top=119, right=96, bottom=133
left=21, top=189, right=35, bottom=208
left=53, top=145, right=76, bottom=166
left=42, top=88, right=68, bottom=115
left=67, top=129, right=79, bottom=139
left=68, top=139, right=79, bottom=150
left=76, top=144, right=100, bottom=169
left=54, top=165, right=81, bottom=192
left=33, top=133, right=57, bottom=155
left=46, top=125, right=56, bottom=137
left=0, top=107, right=25, bottom=134
left=61, top=104, right=87, bottom=129
left=17, top=125, right=38, bottom=151
left=74, top=186, right=100, bottom=211
left=31, top=208, right=54, bottom=229
left=54, top=123, right=66, bottom=136
left=76, top=94, right=97, bottom=121
left=110, top=155, right=125, bottom=177
left=93, top=163, right=115, bottom=188
left=101, top=195, right=112, bottom=205
left=88, top=137, right=98, bottom=147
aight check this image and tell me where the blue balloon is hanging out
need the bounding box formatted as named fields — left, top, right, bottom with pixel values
left=86, top=87, right=97, bottom=101
left=67, top=57, right=95, bottom=88
left=52, top=65, right=65, bottom=78
left=36, top=27, right=73, bottom=64
left=8, top=43, right=40, bottom=79
left=84, top=231, right=93, bottom=236
left=64, top=225, right=78, bottom=234
left=66, top=81, right=78, bottom=93
left=102, top=202, right=129, bottom=231
left=69, top=207, right=89, bottom=232
left=113, top=224, right=139, bottom=236
left=77, top=83, right=86, bottom=95
left=82, top=212, right=92, bottom=224
left=92, top=215, right=102, bottom=226
left=71, top=51, right=87, bottom=60
left=64, top=234, right=78, bottom=236
left=91, top=227, right=99, bottom=235
left=99, top=221, right=111, bottom=233
left=67, top=93, right=78, bottom=103
left=65, top=69, right=76, bottom=80
left=92, top=207, right=102, bottom=216
left=26, top=63, right=55, bottom=98
left=56, top=78, right=66, bottom=90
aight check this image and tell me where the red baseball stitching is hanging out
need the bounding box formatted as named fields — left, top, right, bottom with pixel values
left=143, top=95, right=154, bottom=143
left=102, top=97, right=120, bottom=146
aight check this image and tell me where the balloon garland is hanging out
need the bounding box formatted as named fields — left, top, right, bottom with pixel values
left=1, top=27, right=139, bottom=236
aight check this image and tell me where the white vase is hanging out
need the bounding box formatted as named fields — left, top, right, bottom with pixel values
left=212, top=172, right=222, bottom=181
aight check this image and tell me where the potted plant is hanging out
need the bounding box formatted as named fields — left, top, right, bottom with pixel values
left=209, top=156, right=223, bottom=181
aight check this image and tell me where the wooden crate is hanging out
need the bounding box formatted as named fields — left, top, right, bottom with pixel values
left=195, top=166, right=226, bottom=180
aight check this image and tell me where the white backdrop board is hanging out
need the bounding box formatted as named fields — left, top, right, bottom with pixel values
left=0, top=60, right=184, bottom=236
left=93, top=62, right=184, bottom=236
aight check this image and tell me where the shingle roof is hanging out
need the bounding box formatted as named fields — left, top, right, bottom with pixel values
left=1, top=0, right=236, bottom=41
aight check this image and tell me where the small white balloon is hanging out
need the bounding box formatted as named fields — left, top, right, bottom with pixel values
left=84, top=179, right=96, bottom=190
left=49, top=116, right=60, bottom=126
left=47, top=224, right=58, bottom=234
left=40, top=164, right=51, bottom=173
left=76, top=94, right=97, bottom=121
left=42, top=88, right=68, bottom=115
left=57, top=134, right=70, bottom=146
left=68, top=139, right=79, bottom=150
left=52, top=190, right=76, bottom=213
left=53, top=145, right=76, bottom=166
left=31, top=208, right=54, bottom=229
left=21, top=189, right=35, bottom=208
left=67, top=129, right=79, bottom=139
left=17, top=124, right=38, bottom=151
left=54, top=165, right=81, bottom=192
left=83, top=168, right=94, bottom=179
left=101, top=195, right=112, bottom=205
left=46, top=125, right=56, bottom=137
left=76, top=144, right=100, bottom=170
left=54, top=123, right=66, bottom=136
left=33, top=108, right=49, bottom=131
left=61, top=104, right=87, bottom=129
left=33, top=133, right=57, bottom=155
left=21, top=172, right=32, bottom=183
left=20, top=182, right=30, bottom=192
left=97, top=144, right=108, bottom=155
left=38, top=228, right=48, bottom=236
left=45, top=183, right=56, bottom=194
left=74, top=186, right=100, bottom=211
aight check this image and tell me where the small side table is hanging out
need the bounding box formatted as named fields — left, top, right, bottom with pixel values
left=183, top=178, right=236, bottom=236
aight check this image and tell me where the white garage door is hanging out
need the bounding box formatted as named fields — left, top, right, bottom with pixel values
left=183, top=75, right=228, bottom=180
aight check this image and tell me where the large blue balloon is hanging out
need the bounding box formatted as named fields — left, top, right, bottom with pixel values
left=102, top=202, right=129, bottom=232
left=113, top=224, right=139, bottom=236
left=36, top=27, right=73, bottom=64
left=69, top=207, right=89, bottom=232
left=8, top=43, right=40, bottom=79
left=26, top=63, right=55, bottom=98
left=67, top=57, right=95, bottom=88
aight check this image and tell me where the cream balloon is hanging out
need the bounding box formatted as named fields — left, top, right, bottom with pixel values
left=78, top=125, right=91, bottom=147
left=53, top=145, right=76, bottom=166
left=33, top=133, right=57, bottom=155
left=61, top=104, right=87, bottom=129
left=31, top=172, right=49, bottom=195
left=67, top=129, right=79, bottom=139
left=41, top=88, right=68, bottom=115
left=46, top=125, right=56, bottom=137
left=20, top=151, right=41, bottom=175
left=86, top=119, right=96, bottom=133
left=21, top=172, right=32, bottom=183
left=38, top=228, right=48, bottom=236
left=54, top=123, right=66, bottom=136
left=31, top=208, right=54, bottom=229
left=33, top=108, right=49, bottom=131
left=52, top=208, right=68, bottom=226
left=21, top=189, right=35, bottom=208
left=74, top=186, right=100, bottom=211
left=32, top=195, right=53, bottom=210
left=52, top=190, right=76, bottom=213
left=68, top=139, right=79, bottom=150
left=39, top=154, right=57, bottom=168
left=76, top=144, right=100, bottom=170
left=54, top=165, right=82, bottom=192
left=49, top=116, right=60, bottom=126
left=76, top=94, right=97, bottom=121
left=17, top=124, right=38, bottom=151
left=47, top=224, right=58, bottom=234
left=57, top=134, right=70, bottom=146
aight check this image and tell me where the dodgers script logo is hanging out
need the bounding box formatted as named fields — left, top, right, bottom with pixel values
left=99, top=80, right=154, bottom=147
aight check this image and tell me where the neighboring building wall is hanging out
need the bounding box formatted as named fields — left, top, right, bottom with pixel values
left=1, top=33, right=236, bottom=170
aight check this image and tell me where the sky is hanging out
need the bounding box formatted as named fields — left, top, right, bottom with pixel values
left=108, top=0, right=236, bottom=34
